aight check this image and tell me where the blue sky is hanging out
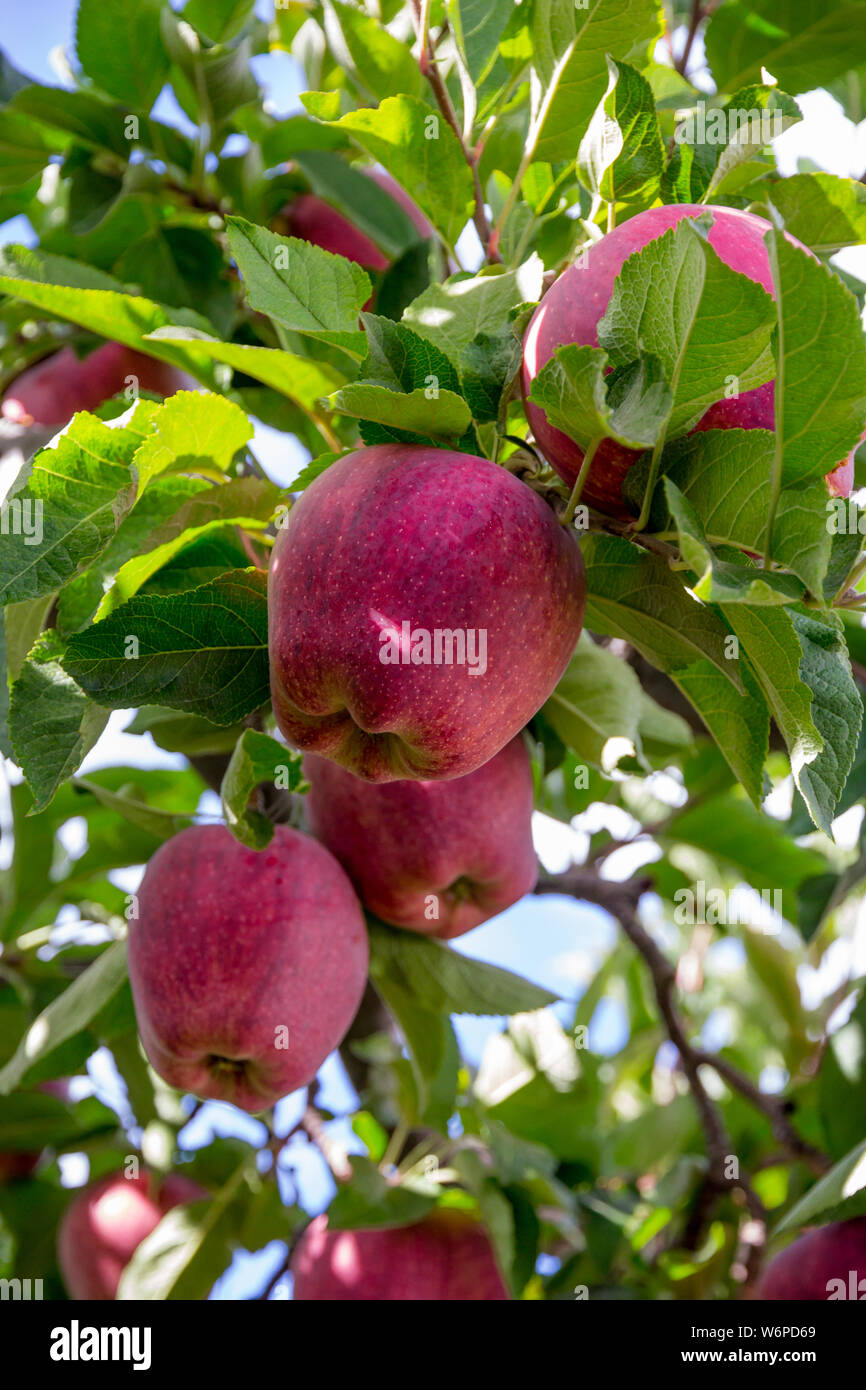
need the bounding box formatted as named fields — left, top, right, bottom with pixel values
left=4, top=0, right=866, bottom=1299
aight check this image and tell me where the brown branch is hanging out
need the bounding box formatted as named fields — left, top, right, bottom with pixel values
left=409, top=0, right=499, bottom=261
left=676, top=0, right=705, bottom=76
left=298, top=1103, right=352, bottom=1182
left=536, top=867, right=828, bottom=1182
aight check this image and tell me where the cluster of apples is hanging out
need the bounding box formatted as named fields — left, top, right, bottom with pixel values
left=5, top=182, right=863, bottom=1302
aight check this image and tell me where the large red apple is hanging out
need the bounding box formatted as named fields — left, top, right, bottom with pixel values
left=303, top=736, right=538, bottom=938
left=268, top=444, right=585, bottom=782
left=57, top=1169, right=206, bottom=1300
left=127, top=824, right=369, bottom=1113
left=1, top=340, right=188, bottom=427
left=291, top=1209, right=509, bottom=1300
left=522, top=204, right=856, bottom=515
left=285, top=168, right=432, bottom=272
left=754, top=1218, right=866, bottom=1300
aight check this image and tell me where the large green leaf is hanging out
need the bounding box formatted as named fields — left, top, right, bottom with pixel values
left=599, top=216, right=776, bottom=440
left=76, top=0, right=171, bottom=111
left=62, top=569, right=269, bottom=726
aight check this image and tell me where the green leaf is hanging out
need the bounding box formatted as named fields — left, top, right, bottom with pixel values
left=458, top=327, right=522, bottom=425
left=100, top=477, right=280, bottom=614
left=72, top=777, right=191, bottom=841
left=148, top=329, right=347, bottom=411
left=225, top=216, right=370, bottom=359
left=0, top=110, right=61, bottom=187
left=664, top=86, right=801, bottom=204
left=9, top=632, right=109, bottom=813
left=669, top=794, right=828, bottom=898
left=705, top=1, right=866, bottom=95
left=767, top=172, right=866, bottom=255
left=528, top=345, right=671, bottom=452
left=578, top=59, right=664, bottom=204
left=630, top=429, right=833, bottom=598
left=582, top=534, right=741, bottom=688
left=542, top=633, right=646, bottom=769
left=62, top=569, right=269, bottom=726
left=819, top=991, right=866, bottom=1161
left=183, top=0, right=256, bottom=43
left=0, top=265, right=219, bottom=385
left=326, top=1156, right=436, bottom=1231
left=789, top=609, right=862, bottom=835
left=775, top=1137, right=866, bottom=1234
left=322, top=95, right=475, bottom=253
left=117, top=1167, right=246, bottom=1300
left=673, top=660, right=769, bottom=807
left=0, top=941, right=128, bottom=1093
left=451, top=0, right=516, bottom=83
left=0, top=412, right=140, bottom=607
left=131, top=391, right=253, bottom=498
left=57, top=475, right=211, bottom=636
left=0, top=1092, right=116, bottom=1152
left=402, top=259, right=544, bottom=359
left=368, top=919, right=558, bottom=1016
left=330, top=384, right=471, bottom=440
left=325, top=3, right=426, bottom=102
left=9, top=85, right=194, bottom=174
left=767, top=228, right=866, bottom=489
left=220, top=729, right=304, bottom=849
left=529, top=0, right=663, bottom=165
left=599, top=216, right=776, bottom=439
left=664, top=480, right=803, bottom=605
left=76, top=0, right=170, bottom=111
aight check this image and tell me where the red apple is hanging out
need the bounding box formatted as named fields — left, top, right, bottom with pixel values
left=754, top=1218, right=866, bottom=1300
left=0, top=1151, right=40, bottom=1182
left=1, top=340, right=189, bottom=427
left=127, top=824, right=369, bottom=1114
left=285, top=168, right=432, bottom=272
left=522, top=204, right=858, bottom=515
left=291, top=1209, right=509, bottom=1301
left=57, top=1169, right=206, bottom=1300
left=303, top=736, right=538, bottom=938
left=268, top=444, right=585, bottom=782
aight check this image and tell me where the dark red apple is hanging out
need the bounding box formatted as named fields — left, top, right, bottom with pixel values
left=755, top=1218, right=866, bottom=1300
left=1, top=341, right=189, bottom=427
left=0, top=1151, right=41, bottom=1182
left=285, top=167, right=432, bottom=272
left=268, top=444, right=585, bottom=782
left=522, top=204, right=857, bottom=515
left=291, top=1209, right=509, bottom=1301
left=303, top=736, right=538, bottom=938
left=57, top=1169, right=206, bottom=1300
left=128, top=824, right=369, bottom=1113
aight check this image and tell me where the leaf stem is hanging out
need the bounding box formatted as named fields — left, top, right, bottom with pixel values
left=562, top=436, right=601, bottom=526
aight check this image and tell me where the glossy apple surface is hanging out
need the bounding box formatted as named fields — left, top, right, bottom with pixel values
left=268, top=444, right=585, bottom=782
left=522, top=204, right=858, bottom=515
left=292, top=1210, right=509, bottom=1301
left=128, top=824, right=369, bottom=1113
left=285, top=168, right=432, bottom=271
left=304, top=736, right=537, bottom=937
left=755, top=1218, right=866, bottom=1300
left=2, top=341, right=189, bottom=427
left=57, top=1170, right=206, bottom=1300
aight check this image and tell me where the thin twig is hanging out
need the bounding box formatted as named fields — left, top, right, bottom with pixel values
left=409, top=0, right=499, bottom=260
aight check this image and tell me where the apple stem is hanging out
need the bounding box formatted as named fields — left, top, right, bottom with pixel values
left=562, top=437, right=601, bottom=526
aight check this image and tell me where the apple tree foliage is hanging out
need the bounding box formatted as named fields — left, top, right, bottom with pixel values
left=0, top=0, right=866, bottom=1300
